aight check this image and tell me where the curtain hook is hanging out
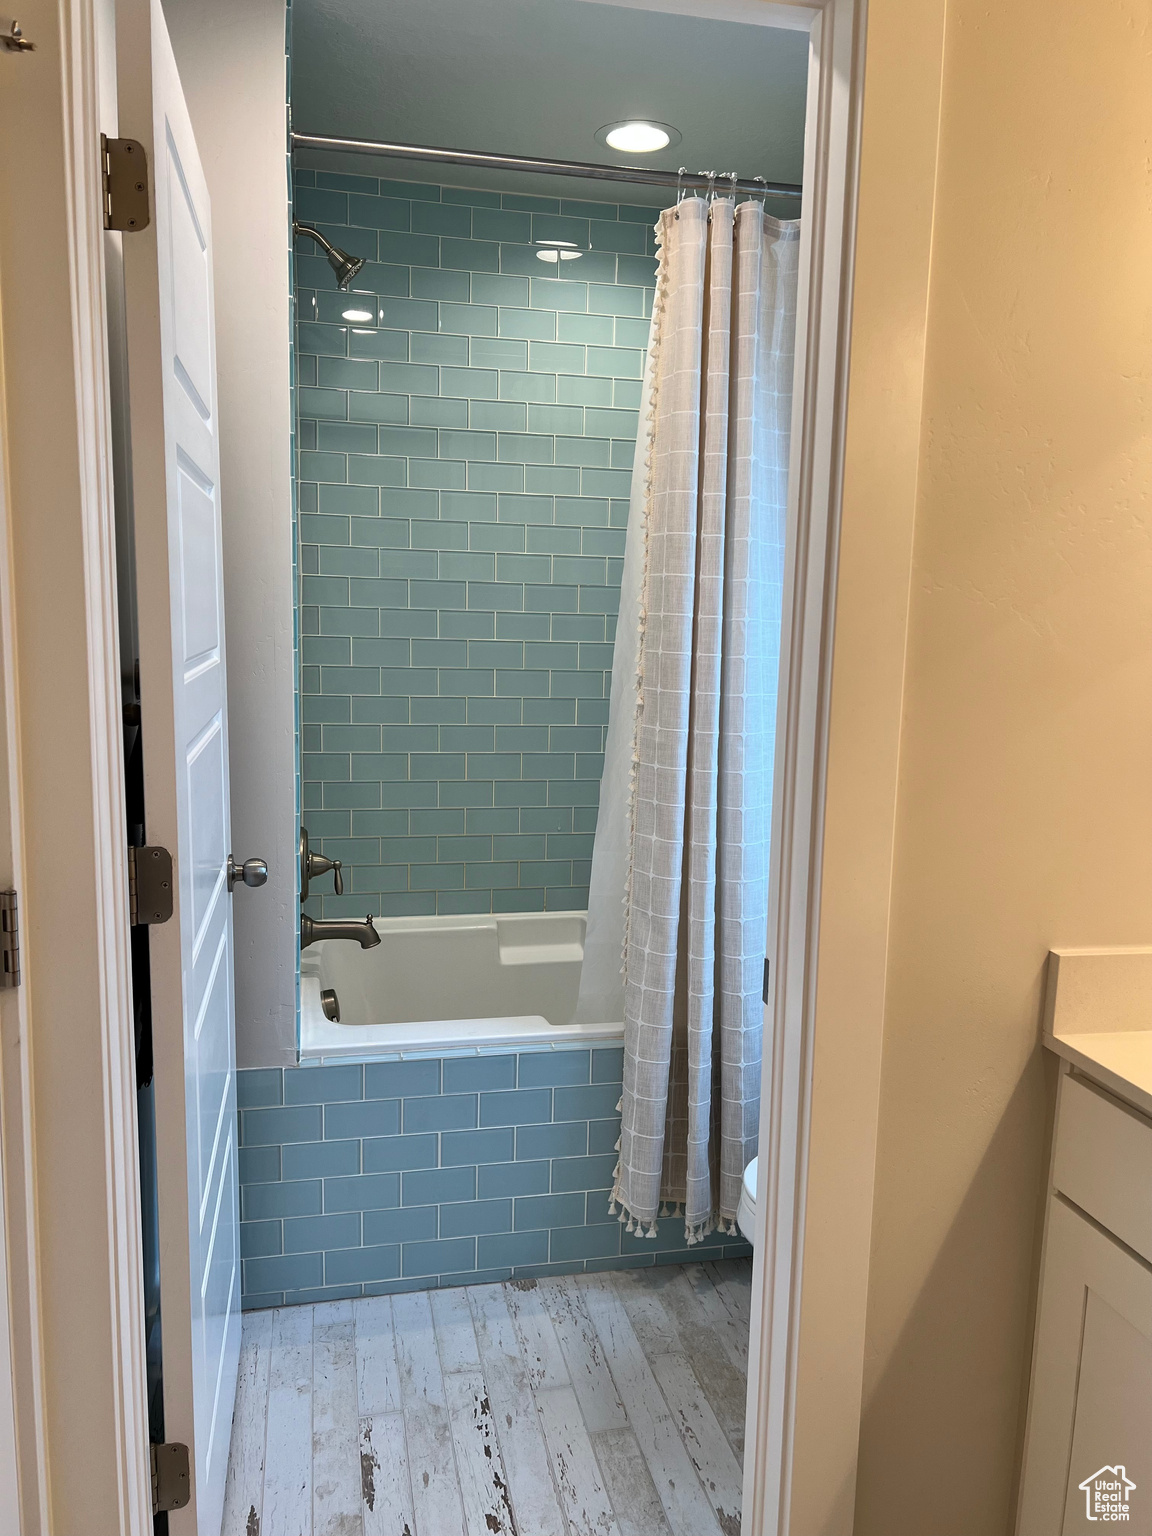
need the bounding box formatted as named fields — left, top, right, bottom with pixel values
left=676, top=167, right=689, bottom=204
left=752, top=175, right=768, bottom=210
left=721, top=171, right=738, bottom=200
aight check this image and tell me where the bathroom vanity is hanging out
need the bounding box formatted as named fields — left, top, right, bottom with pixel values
left=1016, top=948, right=1152, bottom=1536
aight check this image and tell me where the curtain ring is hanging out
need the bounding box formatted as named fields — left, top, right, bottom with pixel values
left=720, top=171, right=738, bottom=201
left=675, top=166, right=689, bottom=205
left=705, top=170, right=717, bottom=204
left=751, top=175, right=768, bottom=210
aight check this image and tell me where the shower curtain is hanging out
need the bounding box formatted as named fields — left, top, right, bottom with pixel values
left=575, top=195, right=800, bottom=1242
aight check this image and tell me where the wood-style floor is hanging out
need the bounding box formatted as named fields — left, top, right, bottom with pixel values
left=224, top=1258, right=752, bottom=1536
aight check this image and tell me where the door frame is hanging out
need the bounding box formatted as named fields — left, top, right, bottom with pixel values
left=0, top=0, right=890, bottom=1532
left=0, top=265, right=47, bottom=1536
left=739, top=1, right=875, bottom=1532
left=587, top=3, right=935, bottom=1533
left=0, top=0, right=151, bottom=1531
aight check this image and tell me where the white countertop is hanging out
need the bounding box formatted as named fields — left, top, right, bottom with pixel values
left=1044, top=948, right=1152, bottom=1119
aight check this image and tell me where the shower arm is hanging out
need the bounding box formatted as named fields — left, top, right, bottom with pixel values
left=292, top=220, right=339, bottom=259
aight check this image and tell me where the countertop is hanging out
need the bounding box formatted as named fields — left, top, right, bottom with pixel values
left=1044, top=947, right=1152, bottom=1120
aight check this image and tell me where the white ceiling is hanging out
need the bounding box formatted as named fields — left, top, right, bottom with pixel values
left=291, top=0, right=809, bottom=209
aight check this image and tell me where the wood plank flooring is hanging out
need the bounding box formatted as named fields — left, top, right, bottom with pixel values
left=222, top=1258, right=752, bottom=1536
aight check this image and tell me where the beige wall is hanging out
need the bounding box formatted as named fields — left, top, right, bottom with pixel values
left=853, top=1, right=1152, bottom=1531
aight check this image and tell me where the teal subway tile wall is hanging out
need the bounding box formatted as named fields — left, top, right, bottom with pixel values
left=293, top=167, right=657, bottom=918
left=238, top=1052, right=751, bottom=1305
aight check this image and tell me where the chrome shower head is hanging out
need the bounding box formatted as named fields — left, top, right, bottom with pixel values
left=292, top=220, right=367, bottom=291
left=330, top=250, right=366, bottom=289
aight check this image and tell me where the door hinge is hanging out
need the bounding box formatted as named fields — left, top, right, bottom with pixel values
left=128, top=845, right=173, bottom=926
left=101, top=134, right=150, bottom=233
left=2, top=20, right=35, bottom=51
left=0, top=891, right=18, bottom=989
left=150, top=1441, right=191, bottom=1514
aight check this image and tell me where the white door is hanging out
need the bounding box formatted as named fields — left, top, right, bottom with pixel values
left=118, top=2, right=241, bottom=1531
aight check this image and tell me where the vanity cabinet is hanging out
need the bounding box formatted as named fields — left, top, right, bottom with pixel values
left=1017, top=1067, right=1152, bottom=1535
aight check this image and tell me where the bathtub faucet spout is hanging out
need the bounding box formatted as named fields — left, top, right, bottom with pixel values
left=300, top=913, right=381, bottom=950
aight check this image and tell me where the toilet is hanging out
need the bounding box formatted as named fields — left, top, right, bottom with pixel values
left=737, top=1156, right=758, bottom=1244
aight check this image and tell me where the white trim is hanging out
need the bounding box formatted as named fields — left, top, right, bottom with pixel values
left=568, top=0, right=878, bottom=1526
left=0, top=1119, right=18, bottom=1535
left=0, top=0, right=152, bottom=1528
left=0, top=242, right=48, bottom=1536
left=0, top=0, right=876, bottom=1528
left=741, top=0, right=867, bottom=1532
left=63, top=0, right=153, bottom=1523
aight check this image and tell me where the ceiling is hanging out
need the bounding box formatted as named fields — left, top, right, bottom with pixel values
left=290, top=0, right=809, bottom=210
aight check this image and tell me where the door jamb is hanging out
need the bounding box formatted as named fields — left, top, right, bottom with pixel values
left=739, top=1, right=870, bottom=1533
left=0, top=272, right=49, bottom=1536
left=1, top=0, right=873, bottom=1529
left=0, top=0, right=152, bottom=1529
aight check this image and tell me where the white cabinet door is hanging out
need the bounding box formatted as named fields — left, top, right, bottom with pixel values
left=118, top=2, right=241, bottom=1531
left=1017, top=1195, right=1152, bottom=1536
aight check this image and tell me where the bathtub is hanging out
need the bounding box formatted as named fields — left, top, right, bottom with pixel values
left=299, top=910, right=623, bottom=1059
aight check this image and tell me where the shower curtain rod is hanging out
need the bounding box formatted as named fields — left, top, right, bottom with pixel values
left=290, top=132, right=803, bottom=201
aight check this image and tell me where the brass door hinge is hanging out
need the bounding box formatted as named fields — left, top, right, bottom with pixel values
left=150, top=1441, right=191, bottom=1514
left=2, top=21, right=35, bottom=51
left=0, top=891, right=18, bottom=989
left=101, top=134, right=150, bottom=232
left=128, top=845, right=173, bottom=926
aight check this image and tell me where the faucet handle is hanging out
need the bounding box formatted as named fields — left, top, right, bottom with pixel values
left=307, top=850, right=342, bottom=894
left=301, top=825, right=343, bottom=895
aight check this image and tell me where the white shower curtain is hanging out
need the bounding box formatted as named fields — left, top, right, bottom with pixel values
left=576, top=195, right=799, bottom=1241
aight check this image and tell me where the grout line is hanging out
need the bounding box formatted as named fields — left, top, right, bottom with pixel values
left=294, top=179, right=646, bottom=922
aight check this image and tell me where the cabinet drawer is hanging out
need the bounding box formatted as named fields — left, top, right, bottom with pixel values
left=1053, top=1071, right=1152, bottom=1263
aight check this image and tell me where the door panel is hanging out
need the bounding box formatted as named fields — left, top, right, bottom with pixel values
left=188, top=719, right=226, bottom=939
left=194, top=927, right=232, bottom=1207
left=118, top=1, right=241, bottom=1531
left=1017, top=1194, right=1152, bottom=1536
left=177, top=462, right=221, bottom=663
left=1061, top=1288, right=1152, bottom=1533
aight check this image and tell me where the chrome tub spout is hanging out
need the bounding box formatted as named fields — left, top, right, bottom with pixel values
left=300, top=913, right=381, bottom=950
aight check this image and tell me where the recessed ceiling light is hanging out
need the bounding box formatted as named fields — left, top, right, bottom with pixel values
left=341, top=306, right=374, bottom=323
left=598, top=120, right=680, bottom=155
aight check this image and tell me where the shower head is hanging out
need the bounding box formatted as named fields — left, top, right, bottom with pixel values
left=292, top=220, right=366, bottom=290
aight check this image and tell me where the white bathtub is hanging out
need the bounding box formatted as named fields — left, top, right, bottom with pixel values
left=299, top=910, right=623, bottom=1060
